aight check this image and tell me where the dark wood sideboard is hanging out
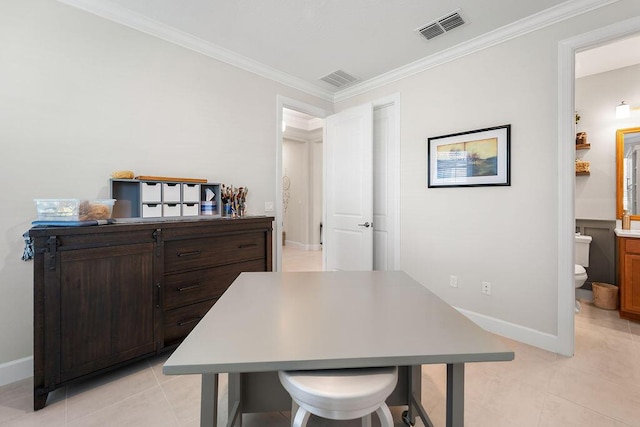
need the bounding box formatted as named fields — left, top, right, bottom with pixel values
left=29, top=216, right=273, bottom=410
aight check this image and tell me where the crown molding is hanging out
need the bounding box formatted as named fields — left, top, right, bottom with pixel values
left=334, top=0, right=621, bottom=102
left=57, top=0, right=619, bottom=104
left=283, top=126, right=323, bottom=143
left=283, top=110, right=324, bottom=131
left=56, top=0, right=335, bottom=102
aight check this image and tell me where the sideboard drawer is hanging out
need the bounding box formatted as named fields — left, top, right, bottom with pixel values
left=164, top=232, right=266, bottom=273
left=164, top=259, right=265, bottom=310
left=164, top=300, right=216, bottom=346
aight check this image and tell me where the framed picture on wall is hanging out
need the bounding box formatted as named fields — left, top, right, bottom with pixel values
left=427, top=124, right=511, bottom=188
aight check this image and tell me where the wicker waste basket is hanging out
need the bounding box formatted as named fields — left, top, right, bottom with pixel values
left=592, top=282, right=618, bottom=310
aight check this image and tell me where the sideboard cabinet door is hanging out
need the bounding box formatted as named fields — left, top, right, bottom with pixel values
left=58, top=243, right=156, bottom=382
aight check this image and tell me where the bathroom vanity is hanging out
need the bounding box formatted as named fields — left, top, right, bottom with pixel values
left=614, top=127, right=640, bottom=321
left=615, top=229, right=640, bottom=321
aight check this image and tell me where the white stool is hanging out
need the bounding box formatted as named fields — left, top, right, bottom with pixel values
left=278, top=366, right=398, bottom=427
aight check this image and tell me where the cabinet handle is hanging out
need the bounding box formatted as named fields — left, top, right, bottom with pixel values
left=238, top=243, right=257, bottom=249
left=177, top=317, right=202, bottom=327
left=177, top=250, right=201, bottom=257
left=177, top=283, right=202, bottom=292
left=155, top=283, right=161, bottom=308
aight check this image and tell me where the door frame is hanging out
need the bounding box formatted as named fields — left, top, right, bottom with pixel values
left=275, top=94, right=401, bottom=272
left=557, top=16, right=640, bottom=356
left=373, top=93, right=402, bottom=270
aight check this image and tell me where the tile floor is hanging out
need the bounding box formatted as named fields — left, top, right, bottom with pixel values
left=1, top=247, right=639, bottom=426
left=281, top=245, right=323, bottom=272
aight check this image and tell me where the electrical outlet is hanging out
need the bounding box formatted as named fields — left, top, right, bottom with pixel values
left=481, top=281, right=492, bottom=296
left=449, top=275, right=458, bottom=288
left=264, top=201, right=274, bottom=212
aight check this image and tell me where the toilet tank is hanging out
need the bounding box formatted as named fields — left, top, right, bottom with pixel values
left=575, top=234, right=592, bottom=267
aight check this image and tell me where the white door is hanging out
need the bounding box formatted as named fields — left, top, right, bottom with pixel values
left=324, top=103, right=374, bottom=271
left=373, top=103, right=397, bottom=270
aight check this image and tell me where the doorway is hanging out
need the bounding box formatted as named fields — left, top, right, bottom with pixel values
left=558, top=17, right=640, bottom=356
left=281, top=107, right=324, bottom=271
left=275, top=95, right=401, bottom=273
left=574, top=34, right=640, bottom=304
left=276, top=97, right=330, bottom=272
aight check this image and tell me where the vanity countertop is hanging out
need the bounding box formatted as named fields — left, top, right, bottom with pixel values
left=614, top=228, right=640, bottom=238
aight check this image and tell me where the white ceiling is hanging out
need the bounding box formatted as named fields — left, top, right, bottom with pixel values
left=58, top=0, right=632, bottom=99
left=283, top=108, right=323, bottom=132
left=575, top=34, right=640, bottom=78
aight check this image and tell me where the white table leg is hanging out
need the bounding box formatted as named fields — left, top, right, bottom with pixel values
left=201, top=373, right=218, bottom=427
left=446, top=363, right=464, bottom=427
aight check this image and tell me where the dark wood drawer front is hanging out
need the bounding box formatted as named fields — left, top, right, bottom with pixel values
left=625, top=238, right=640, bottom=254
left=164, top=300, right=215, bottom=346
left=164, top=232, right=265, bottom=273
left=164, top=259, right=265, bottom=310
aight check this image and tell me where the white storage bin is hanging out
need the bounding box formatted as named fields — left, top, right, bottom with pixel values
left=163, top=183, right=181, bottom=202
left=141, top=182, right=162, bottom=202
left=163, top=203, right=181, bottom=217
left=182, top=203, right=199, bottom=217
left=183, top=184, right=201, bottom=202
left=142, top=203, right=162, bottom=218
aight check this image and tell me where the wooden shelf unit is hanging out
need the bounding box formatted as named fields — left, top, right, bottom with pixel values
left=110, top=178, right=221, bottom=218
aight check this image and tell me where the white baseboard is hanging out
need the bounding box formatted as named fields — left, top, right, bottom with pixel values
left=284, top=241, right=322, bottom=251
left=454, top=307, right=560, bottom=354
left=0, top=356, right=32, bottom=386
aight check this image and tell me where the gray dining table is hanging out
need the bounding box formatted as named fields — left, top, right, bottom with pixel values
left=163, top=271, right=514, bottom=427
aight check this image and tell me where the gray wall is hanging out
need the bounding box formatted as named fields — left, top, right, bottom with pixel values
left=575, top=63, right=640, bottom=220
left=576, top=219, right=617, bottom=289
left=2, top=0, right=640, bottom=378
left=282, top=130, right=323, bottom=249
left=0, top=0, right=332, bottom=369
left=336, top=2, right=640, bottom=342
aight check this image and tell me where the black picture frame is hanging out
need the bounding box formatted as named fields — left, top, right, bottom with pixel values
left=427, top=124, right=511, bottom=188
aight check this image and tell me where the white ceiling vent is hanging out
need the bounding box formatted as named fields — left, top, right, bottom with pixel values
left=417, top=10, right=466, bottom=41
left=320, top=70, right=359, bottom=88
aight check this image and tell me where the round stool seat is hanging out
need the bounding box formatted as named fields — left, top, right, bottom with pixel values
left=278, top=366, right=398, bottom=422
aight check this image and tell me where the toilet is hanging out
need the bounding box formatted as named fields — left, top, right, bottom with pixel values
left=574, top=233, right=592, bottom=312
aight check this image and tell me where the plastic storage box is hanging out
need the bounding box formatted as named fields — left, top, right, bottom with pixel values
left=34, top=199, right=115, bottom=221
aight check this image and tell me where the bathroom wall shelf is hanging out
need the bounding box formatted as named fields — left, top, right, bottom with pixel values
left=576, top=143, right=591, bottom=150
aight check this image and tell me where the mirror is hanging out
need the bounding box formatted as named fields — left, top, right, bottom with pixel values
left=616, top=127, right=640, bottom=219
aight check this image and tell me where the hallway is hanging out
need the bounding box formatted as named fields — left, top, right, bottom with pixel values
left=282, top=245, right=323, bottom=272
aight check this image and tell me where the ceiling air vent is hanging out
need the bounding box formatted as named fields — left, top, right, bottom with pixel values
left=320, top=70, right=359, bottom=88
left=417, top=10, right=466, bottom=41
left=418, top=23, right=445, bottom=40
